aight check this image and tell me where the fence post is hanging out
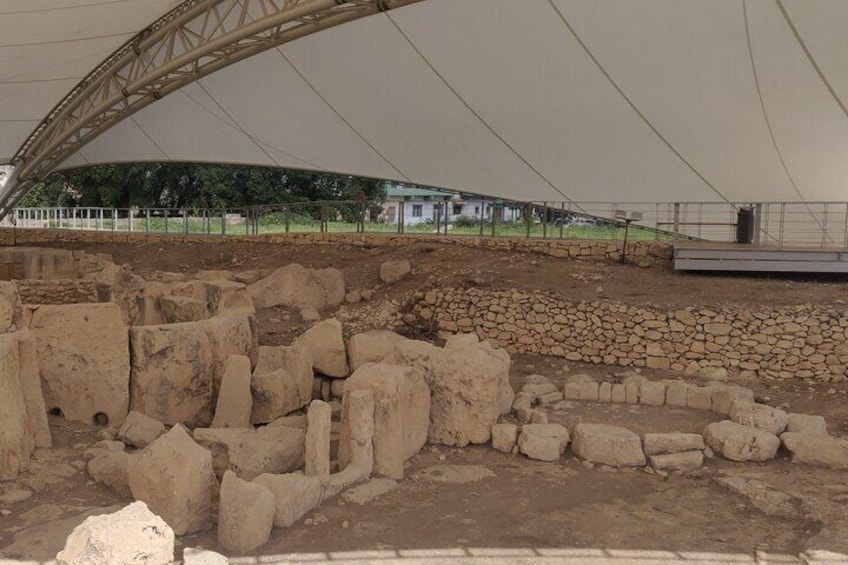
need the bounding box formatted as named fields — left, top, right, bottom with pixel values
left=560, top=202, right=565, bottom=239
left=146, top=210, right=150, bottom=233
left=672, top=203, right=680, bottom=240
left=221, top=209, right=227, bottom=236
left=111, top=209, right=117, bottom=232
left=164, top=210, right=169, bottom=234
left=285, top=206, right=290, bottom=234
left=184, top=211, right=189, bottom=234
left=525, top=203, right=531, bottom=238
left=753, top=203, right=762, bottom=245
left=542, top=202, right=548, bottom=239
left=821, top=202, right=828, bottom=248
left=778, top=203, right=786, bottom=249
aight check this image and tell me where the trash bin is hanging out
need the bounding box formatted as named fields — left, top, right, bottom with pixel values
left=736, top=206, right=754, bottom=244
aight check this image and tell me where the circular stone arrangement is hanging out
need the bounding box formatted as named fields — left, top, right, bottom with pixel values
left=493, top=373, right=847, bottom=471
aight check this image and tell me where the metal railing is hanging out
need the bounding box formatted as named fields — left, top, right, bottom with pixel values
left=2, top=200, right=847, bottom=249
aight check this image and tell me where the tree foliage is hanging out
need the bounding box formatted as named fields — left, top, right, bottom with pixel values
left=19, top=163, right=387, bottom=210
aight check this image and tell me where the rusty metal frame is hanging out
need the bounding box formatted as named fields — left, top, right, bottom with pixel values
left=0, top=0, right=423, bottom=218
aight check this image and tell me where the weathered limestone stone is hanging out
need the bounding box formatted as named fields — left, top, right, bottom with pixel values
left=0, top=333, right=32, bottom=480
left=699, top=366, right=729, bottom=381
left=129, top=322, right=215, bottom=427
left=413, top=464, right=495, bottom=483
left=30, top=303, right=129, bottom=426
left=649, top=451, right=703, bottom=471
left=127, top=425, right=215, bottom=535
left=665, top=381, right=689, bottom=407
left=339, top=363, right=429, bottom=479
left=347, top=330, right=407, bottom=371
left=206, top=280, right=256, bottom=317
left=194, top=269, right=233, bottom=281
left=564, top=380, right=599, bottom=401
left=247, top=264, right=344, bottom=309
left=295, top=318, right=349, bottom=378
left=253, top=472, right=323, bottom=528
left=379, top=259, right=412, bottom=284
left=55, top=502, right=174, bottom=565
left=411, top=341, right=511, bottom=446
left=598, top=382, right=612, bottom=403
left=251, top=344, right=314, bottom=423
left=305, top=400, right=331, bottom=478
left=610, top=384, right=626, bottom=403
left=687, top=386, right=713, bottom=411
left=623, top=375, right=644, bottom=404
left=16, top=330, right=51, bottom=448
left=571, top=424, right=646, bottom=467
left=341, top=478, right=398, bottom=505
left=218, top=471, right=275, bottom=554
left=518, top=424, right=570, bottom=462
left=183, top=548, right=229, bottom=565
left=444, top=333, right=480, bottom=350
left=118, top=410, right=165, bottom=448
left=639, top=380, right=666, bottom=406
left=330, top=379, right=346, bottom=399
left=706, top=384, right=755, bottom=415
left=642, top=433, right=705, bottom=455
left=781, top=433, right=848, bottom=469
left=786, top=413, right=828, bottom=436
left=87, top=451, right=131, bottom=498
left=211, top=355, right=253, bottom=429
left=199, top=314, right=258, bottom=390
left=703, top=421, right=780, bottom=462
left=530, top=410, right=548, bottom=424
left=159, top=295, right=208, bottom=323
left=300, top=306, right=320, bottom=322
left=0, top=281, right=22, bottom=332
left=491, top=423, right=519, bottom=453
left=729, top=400, right=789, bottom=435
left=193, top=426, right=305, bottom=480
left=345, top=388, right=376, bottom=473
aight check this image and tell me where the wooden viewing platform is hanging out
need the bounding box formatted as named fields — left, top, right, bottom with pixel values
left=673, top=241, right=848, bottom=273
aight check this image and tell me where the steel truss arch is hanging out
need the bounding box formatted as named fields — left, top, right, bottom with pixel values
left=0, top=0, right=423, bottom=216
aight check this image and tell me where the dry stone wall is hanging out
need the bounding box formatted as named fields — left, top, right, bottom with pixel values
left=411, top=287, right=848, bottom=383
left=15, top=279, right=100, bottom=305
left=0, top=228, right=674, bottom=267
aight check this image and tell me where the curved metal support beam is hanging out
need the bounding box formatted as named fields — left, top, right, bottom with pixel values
left=0, top=0, right=423, bottom=218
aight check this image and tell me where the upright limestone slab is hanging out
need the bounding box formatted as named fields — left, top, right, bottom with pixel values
left=29, top=303, right=129, bottom=426
left=0, top=333, right=33, bottom=480
left=211, top=355, right=253, bottom=428
left=305, top=400, right=331, bottom=478
left=129, top=322, right=214, bottom=426
left=218, top=471, right=275, bottom=554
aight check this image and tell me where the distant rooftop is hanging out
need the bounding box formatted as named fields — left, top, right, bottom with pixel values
left=385, top=185, right=455, bottom=199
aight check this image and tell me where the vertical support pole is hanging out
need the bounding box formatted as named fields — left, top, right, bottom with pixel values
left=320, top=204, right=327, bottom=234
left=397, top=203, right=402, bottom=234
left=778, top=203, right=786, bottom=249
left=542, top=202, right=548, bottom=239
left=491, top=204, right=496, bottom=237
left=245, top=209, right=250, bottom=236
left=444, top=201, right=449, bottom=235
left=753, top=203, right=762, bottom=245
left=479, top=204, right=484, bottom=237
left=98, top=209, right=103, bottom=231
left=112, top=209, right=117, bottom=232
left=525, top=203, right=531, bottom=238
left=146, top=209, right=151, bottom=233
left=821, top=202, right=829, bottom=248
left=285, top=206, right=291, bottom=234
left=184, top=211, right=189, bottom=234
left=128, top=210, right=133, bottom=232
left=843, top=202, right=848, bottom=249
left=672, top=203, right=680, bottom=241
left=560, top=202, right=565, bottom=239
left=221, top=209, right=227, bottom=236
left=164, top=210, right=169, bottom=234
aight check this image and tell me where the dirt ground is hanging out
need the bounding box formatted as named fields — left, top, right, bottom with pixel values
left=1, top=237, right=847, bottom=562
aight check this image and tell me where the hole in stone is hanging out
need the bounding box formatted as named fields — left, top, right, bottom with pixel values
left=48, top=407, right=63, bottom=417
left=93, top=412, right=109, bottom=426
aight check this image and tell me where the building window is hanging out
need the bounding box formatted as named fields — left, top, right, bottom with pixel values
left=453, top=204, right=463, bottom=216
left=412, top=204, right=423, bottom=217
left=474, top=206, right=480, bottom=215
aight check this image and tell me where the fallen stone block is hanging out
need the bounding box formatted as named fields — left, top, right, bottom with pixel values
left=520, top=376, right=559, bottom=399
left=518, top=424, right=570, bottom=462
left=205, top=280, right=255, bottom=316
left=786, top=413, right=828, bottom=436
left=199, top=313, right=258, bottom=391
left=491, top=423, right=519, bottom=453
left=347, top=330, right=408, bottom=371
left=564, top=380, right=599, bottom=402
left=128, top=425, right=215, bottom=535
left=253, top=472, right=323, bottom=527
left=218, top=471, right=275, bottom=554
left=703, top=420, right=780, bottom=462
left=339, top=363, right=429, bottom=479
left=706, top=384, right=755, bottom=415
left=781, top=432, right=848, bottom=469
left=194, top=426, right=305, bottom=480
left=55, top=501, right=174, bottom=565
left=30, top=303, right=129, bottom=426
left=649, top=451, right=703, bottom=471
left=642, top=433, right=705, bottom=455
left=729, top=400, right=789, bottom=435
left=247, top=263, right=344, bottom=309
left=211, top=355, right=253, bottom=429
left=87, top=451, right=131, bottom=498
left=571, top=424, right=646, bottom=467
left=117, top=411, right=165, bottom=449
left=183, top=547, right=229, bottom=565
left=379, top=259, right=412, bottom=284
left=295, top=318, right=349, bottom=378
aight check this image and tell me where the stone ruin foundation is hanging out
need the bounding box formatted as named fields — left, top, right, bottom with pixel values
left=0, top=246, right=846, bottom=564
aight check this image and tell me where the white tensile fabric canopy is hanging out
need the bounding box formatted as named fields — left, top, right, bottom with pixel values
left=1, top=0, right=847, bottom=210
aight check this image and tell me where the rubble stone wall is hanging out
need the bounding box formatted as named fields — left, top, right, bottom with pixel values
left=411, top=287, right=848, bottom=383
left=16, top=279, right=101, bottom=305
left=0, top=228, right=674, bottom=267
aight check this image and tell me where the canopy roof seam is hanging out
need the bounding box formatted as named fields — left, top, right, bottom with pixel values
left=0, top=32, right=133, bottom=49
left=775, top=0, right=848, bottom=120
left=129, top=115, right=171, bottom=161
left=273, top=46, right=412, bottom=182
left=0, top=0, right=129, bottom=16
left=385, top=11, right=579, bottom=209
left=546, top=0, right=730, bottom=204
